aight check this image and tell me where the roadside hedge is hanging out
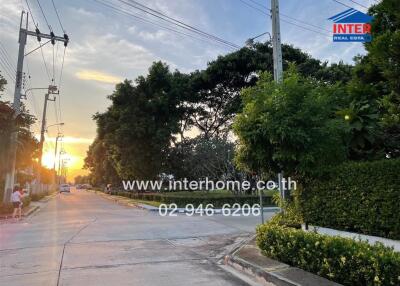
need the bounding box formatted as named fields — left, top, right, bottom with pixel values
left=0, top=196, right=31, bottom=215
left=110, top=191, right=274, bottom=208
left=257, top=224, right=400, bottom=286
left=298, top=159, right=400, bottom=239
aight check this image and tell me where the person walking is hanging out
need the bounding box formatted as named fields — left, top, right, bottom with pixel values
left=11, top=186, right=23, bottom=220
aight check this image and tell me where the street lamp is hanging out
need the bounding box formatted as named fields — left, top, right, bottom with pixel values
left=52, top=133, right=64, bottom=187
left=46, top=122, right=64, bottom=133
left=245, top=31, right=272, bottom=47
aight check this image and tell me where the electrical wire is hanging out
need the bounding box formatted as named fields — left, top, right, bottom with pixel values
left=52, top=44, right=55, bottom=83
left=57, top=47, right=66, bottom=123
left=51, top=0, right=65, bottom=32
left=25, top=0, right=38, bottom=28
left=25, top=59, right=41, bottom=133
left=241, top=0, right=331, bottom=33
left=93, top=0, right=237, bottom=51
left=348, top=0, right=369, bottom=9
left=239, top=0, right=331, bottom=38
left=121, top=0, right=241, bottom=49
left=39, top=43, right=52, bottom=83
left=0, top=60, right=15, bottom=83
left=53, top=99, right=60, bottom=133
left=36, top=0, right=52, bottom=30
left=332, top=0, right=354, bottom=9
left=0, top=46, right=16, bottom=84
left=0, top=42, right=17, bottom=74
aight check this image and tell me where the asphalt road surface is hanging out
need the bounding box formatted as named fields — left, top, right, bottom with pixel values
left=0, top=188, right=275, bottom=286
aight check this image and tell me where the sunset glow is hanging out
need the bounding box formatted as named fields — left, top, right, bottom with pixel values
left=41, top=136, right=92, bottom=181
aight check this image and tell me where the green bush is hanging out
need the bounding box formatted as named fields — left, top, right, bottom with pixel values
left=298, top=159, right=400, bottom=239
left=110, top=191, right=274, bottom=208
left=257, top=224, right=400, bottom=286
left=30, top=191, right=50, bottom=202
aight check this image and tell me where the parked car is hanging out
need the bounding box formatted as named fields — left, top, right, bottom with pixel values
left=82, top=184, right=92, bottom=190
left=59, top=184, right=71, bottom=193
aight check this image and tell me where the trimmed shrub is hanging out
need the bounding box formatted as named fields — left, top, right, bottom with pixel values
left=0, top=196, right=31, bottom=215
left=257, top=224, right=400, bottom=286
left=30, top=191, right=51, bottom=202
left=298, top=159, right=400, bottom=239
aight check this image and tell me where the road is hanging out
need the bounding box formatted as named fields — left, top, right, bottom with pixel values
left=0, top=188, right=275, bottom=286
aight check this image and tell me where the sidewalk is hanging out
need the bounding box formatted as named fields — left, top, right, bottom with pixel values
left=0, top=192, right=57, bottom=220
left=224, top=237, right=342, bottom=286
left=0, top=204, right=39, bottom=220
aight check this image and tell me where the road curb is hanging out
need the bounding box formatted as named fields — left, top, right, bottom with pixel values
left=223, top=239, right=342, bottom=286
left=90, top=190, right=280, bottom=214
left=24, top=205, right=40, bottom=217
left=224, top=254, right=298, bottom=286
left=0, top=205, right=40, bottom=220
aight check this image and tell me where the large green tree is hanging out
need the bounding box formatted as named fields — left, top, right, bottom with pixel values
left=84, top=138, right=119, bottom=186
left=187, top=42, right=353, bottom=137
left=90, top=62, right=189, bottom=181
left=166, top=134, right=237, bottom=181
left=345, top=0, right=400, bottom=158
left=0, top=74, right=39, bottom=193
left=233, top=68, right=348, bottom=178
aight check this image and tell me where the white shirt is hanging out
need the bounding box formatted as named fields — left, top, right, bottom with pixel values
left=11, top=191, right=21, bottom=203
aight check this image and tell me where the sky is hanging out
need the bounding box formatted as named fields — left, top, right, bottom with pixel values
left=0, top=0, right=377, bottom=180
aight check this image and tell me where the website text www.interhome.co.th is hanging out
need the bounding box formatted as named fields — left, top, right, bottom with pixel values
left=122, top=177, right=297, bottom=192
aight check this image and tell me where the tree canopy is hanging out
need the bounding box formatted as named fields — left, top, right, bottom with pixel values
left=233, top=68, right=347, bottom=178
left=85, top=1, right=399, bottom=186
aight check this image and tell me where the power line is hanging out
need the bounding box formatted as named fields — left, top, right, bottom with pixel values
left=348, top=0, right=369, bottom=9
left=36, top=0, right=52, bottom=30
left=52, top=44, right=55, bottom=83
left=25, top=0, right=38, bottom=28
left=241, top=0, right=331, bottom=33
left=51, top=0, right=65, bottom=32
left=0, top=54, right=16, bottom=80
left=0, top=42, right=17, bottom=74
left=239, top=0, right=331, bottom=38
left=332, top=0, right=354, bottom=9
left=0, top=43, right=16, bottom=83
left=25, top=59, right=41, bottom=133
left=93, top=0, right=237, bottom=50
left=57, top=46, right=67, bottom=122
left=0, top=60, right=15, bottom=83
left=120, top=0, right=241, bottom=49
left=39, top=42, right=52, bottom=83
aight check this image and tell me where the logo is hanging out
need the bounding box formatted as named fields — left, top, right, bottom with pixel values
left=329, top=8, right=373, bottom=42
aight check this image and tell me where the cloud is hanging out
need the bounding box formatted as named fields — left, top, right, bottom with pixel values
left=76, top=70, right=122, bottom=84
left=66, top=33, right=156, bottom=75
left=138, top=30, right=168, bottom=41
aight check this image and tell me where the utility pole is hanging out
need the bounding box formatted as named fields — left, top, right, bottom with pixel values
left=270, top=0, right=285, bottom=211
left=53, top=133, right=63, bottom=171
left=3, top=12, right=28, bottom=204
left=57, top=149, right=66, bottom=184
left=38, top=86, right=58, bottom=167
left=271, top=0, right=283, bottom=82
left=53, top=133, right=63, bottom=187
left=3, top=12, right=68, bottom=203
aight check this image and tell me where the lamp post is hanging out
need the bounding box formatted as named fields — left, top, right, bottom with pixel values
left=57, top=150, right=66, bottom=184
left=36, top=121, right=63, bottom=193
left=53, top=133, right=63, bottom=189
left=245, top=31, right=272, bottom=47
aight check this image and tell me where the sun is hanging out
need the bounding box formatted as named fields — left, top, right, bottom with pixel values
left=41, top=152, right=56, bottom=169
left=41, top=151, right=80, bottom=170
